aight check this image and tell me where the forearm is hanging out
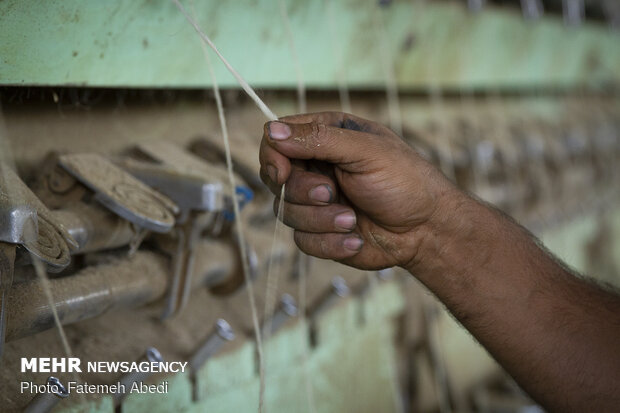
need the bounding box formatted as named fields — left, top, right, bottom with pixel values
left=408, top=189, right=620, bottom=412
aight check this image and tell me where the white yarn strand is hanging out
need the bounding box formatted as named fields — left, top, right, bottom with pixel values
left=279, top=0, right=306, bottom=113
left=326, top=0, right=352, bottom=113
left=372, top=3, right=403, bottom=136
left=173, top=0, right=278, bottom=122
left=192, top=19, right=267, bottom=413
left=276, top=2, right=317, bottom=412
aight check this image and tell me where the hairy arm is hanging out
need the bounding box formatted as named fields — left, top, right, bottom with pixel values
left=415, top=190, right=620, bottom=412
left=258, top=111, right=620, bottom=412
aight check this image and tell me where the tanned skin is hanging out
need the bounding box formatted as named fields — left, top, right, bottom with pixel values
left=258, top=112, right=620, bottom=412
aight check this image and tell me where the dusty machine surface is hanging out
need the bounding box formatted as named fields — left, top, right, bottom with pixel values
left=1, top=1, right=619, bottom=413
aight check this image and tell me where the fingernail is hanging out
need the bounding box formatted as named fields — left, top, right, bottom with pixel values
left=309, top=185, right=332, bottom=203
left=268, top=122, right=291, bottom=140
left=343, top=236, right=363, bottom=252
left=335, top=212, right=356, bottom=230
left=266, top=165, right=278, bottom=183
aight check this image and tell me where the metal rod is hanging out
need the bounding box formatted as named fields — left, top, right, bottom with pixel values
left=309, top=276, right=350, bottom=320
left=189, top=319, right=235, bottom=374
left=260, top=294, right=298, bottom=338
left=51, top=203, right=135, bottom=254
left=23, top=376, right=69, bottom=413
left=3, top=239, right=235, bottom=341
left=113, top=347, right=164, bottom=406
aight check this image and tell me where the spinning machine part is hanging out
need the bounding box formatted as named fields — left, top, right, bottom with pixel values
left=189, top=319, right=236, bottom=401
left=122, top=142, right=252, bottom=317
left=50, top=202, right=136, bottom=254
left=261, top=293, right=298, bottom=338
left=112, top=347, right=165, bottom=406
left=2, top=238, right=237, bottom=342
left=58, top=153, right=178, bottom=233
left=0, top=165, right=76, bottom=272
left=23, top=376, right=69, bottom=413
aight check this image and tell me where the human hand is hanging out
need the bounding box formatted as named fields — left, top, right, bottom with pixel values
left=259, top=112, right=457, bottom=270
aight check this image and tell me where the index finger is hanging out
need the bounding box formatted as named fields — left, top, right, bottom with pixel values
left=263, top=120, right=384, bottom=166
left=279, top=111, right=395, bottom=136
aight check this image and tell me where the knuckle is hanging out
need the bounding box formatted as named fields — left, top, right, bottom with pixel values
left=314, top=122, right=329, bottom=143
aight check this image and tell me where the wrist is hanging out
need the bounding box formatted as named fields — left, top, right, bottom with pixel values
left=402, top=188, right=492, bottom=280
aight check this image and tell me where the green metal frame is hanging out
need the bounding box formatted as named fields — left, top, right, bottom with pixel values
left=1, top=0, right=619, bottom=89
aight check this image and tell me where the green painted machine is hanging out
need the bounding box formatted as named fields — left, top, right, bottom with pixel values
left=0, top=1, right=619, bottom=412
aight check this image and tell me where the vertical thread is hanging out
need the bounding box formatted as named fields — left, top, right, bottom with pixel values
left=173, top=0, right=278, bottom=122
left=189, top=10, right=270, bottom=410
left=32, top=258, right=85, bottom=404
left=279, top=0, right=306, bottom=113
left=326, top=0, right=352, bottom=113
left=372, top=2, right=403, bottom=136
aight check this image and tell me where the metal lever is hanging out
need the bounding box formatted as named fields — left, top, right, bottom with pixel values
left=119, top=159, right=225, bottom=220
left=23, top=376, right=69, bottom=413
left=1, top=165, right=76, bottom=272
left=113, top=347, right=164, bottom=406
left=261, top=294, right=298, bottom=338
left=118, top=157, right=227, bottom=318
left=58, top=153, right=178, bottom=233
left=562, top=0, right=584, bottom=27
left=135, top=141, right=252, bottom=223
left=310, top=276, right=350, bottom=320
left=189, top=319, right=235, bottom=374
left=467, top=0, right=485, bottom=13
left=521, top=0, right=544, bottom=20
left=125, top=144, right=253, bottom=316
left=51, top=203, right=136, bottom=254
left=189, top=319, right=235, bottom=401
left=160, top=211, right=215, bottom=319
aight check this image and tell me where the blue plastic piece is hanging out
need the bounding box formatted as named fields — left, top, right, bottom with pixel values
left=224, top=186, right=254, bottom=221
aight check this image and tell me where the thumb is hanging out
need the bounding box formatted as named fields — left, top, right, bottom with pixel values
left=263, top=120, right=379, bottom=165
